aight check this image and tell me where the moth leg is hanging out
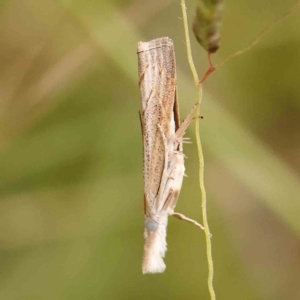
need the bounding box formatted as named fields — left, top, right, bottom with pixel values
left=174, top=103, right=199, bottom=143
left=162, top=189, right=180, bottom=214
left=172, top=212, right=206, bottom=232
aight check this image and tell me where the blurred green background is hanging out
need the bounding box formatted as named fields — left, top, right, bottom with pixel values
left=0, top=0, right=300, bottom=299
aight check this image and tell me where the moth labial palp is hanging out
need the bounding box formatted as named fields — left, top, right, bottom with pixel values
left=137, top=37, right=204, bottom=274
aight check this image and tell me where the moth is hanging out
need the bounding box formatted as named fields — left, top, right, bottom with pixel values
left=137, top=37, right=203, bottom=274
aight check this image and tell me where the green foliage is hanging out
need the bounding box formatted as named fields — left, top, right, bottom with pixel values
left=0, top=0, right=299, bottom=299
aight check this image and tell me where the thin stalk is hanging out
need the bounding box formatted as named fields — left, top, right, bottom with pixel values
left=180, top=1, right=216, bottom=300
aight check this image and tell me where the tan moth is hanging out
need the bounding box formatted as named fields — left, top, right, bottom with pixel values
left=137, top=37, right=203, bottom=274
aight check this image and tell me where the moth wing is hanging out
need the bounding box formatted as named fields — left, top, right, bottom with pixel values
left=138, top=38, right=177, bottom=214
